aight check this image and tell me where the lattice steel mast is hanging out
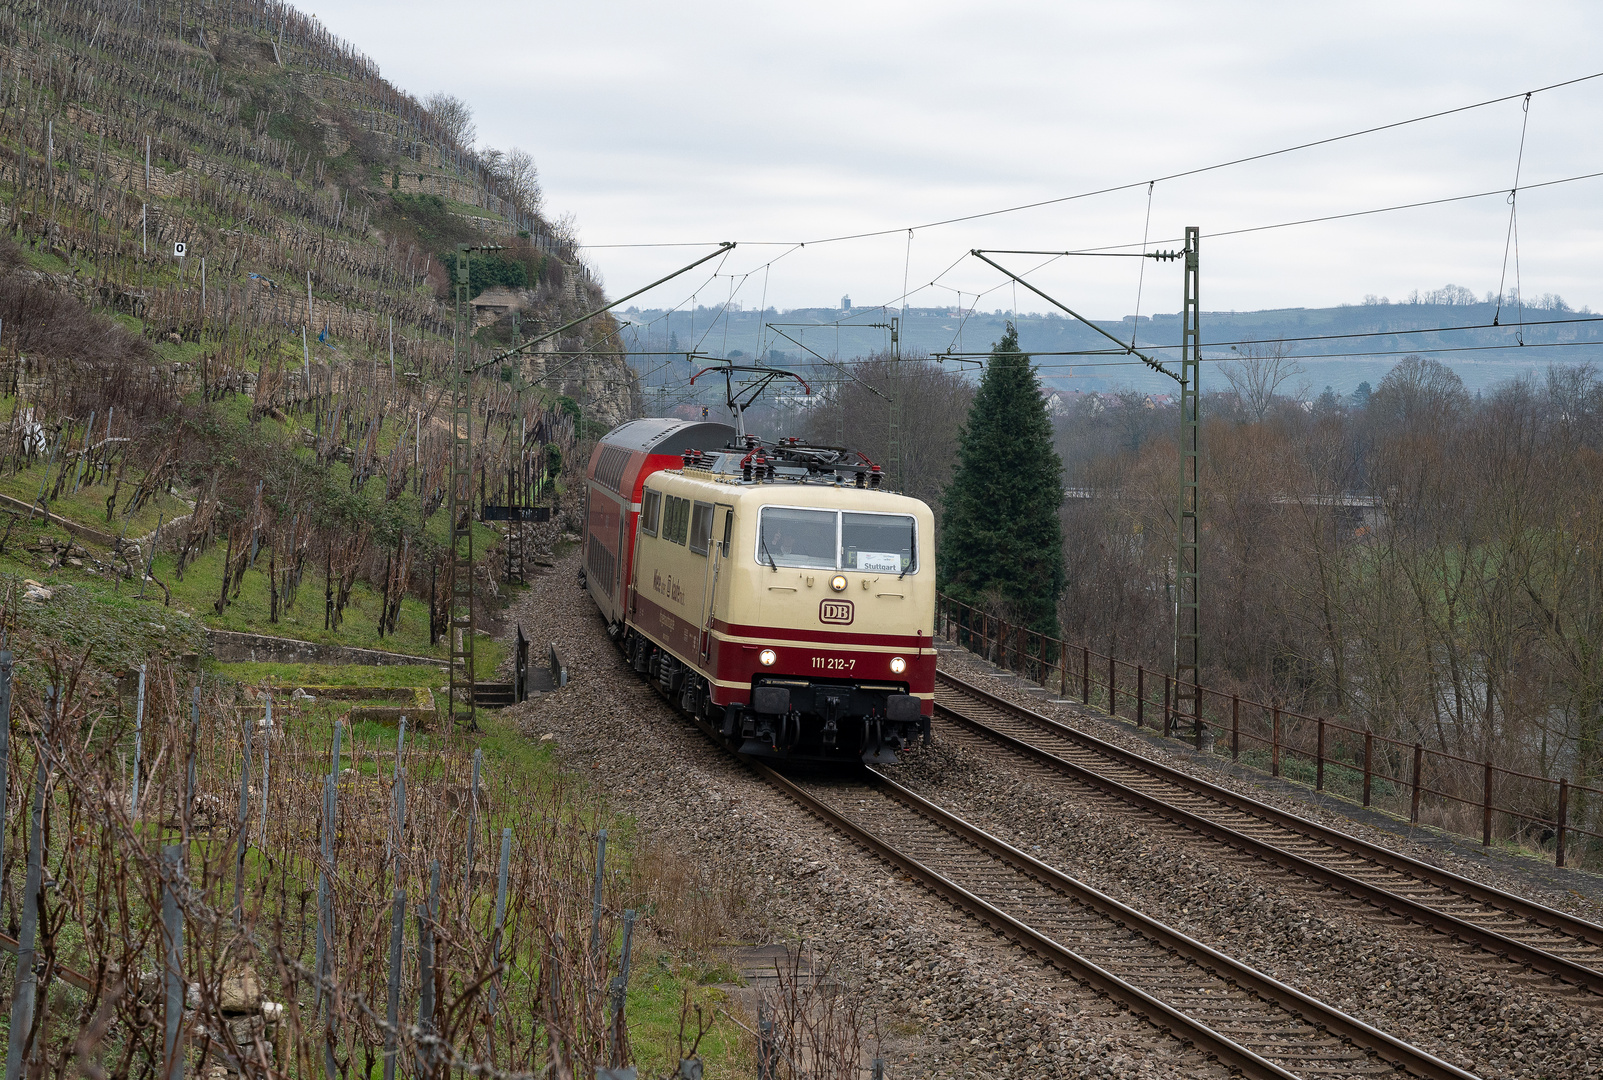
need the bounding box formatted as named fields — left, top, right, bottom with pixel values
left=1176, top=227, right=1201, bottom=737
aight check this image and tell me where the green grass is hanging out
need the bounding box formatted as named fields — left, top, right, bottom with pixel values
left=624, top=960, right=745, bottom=1078
left=0, top=454, right=191, bottom=542
left=153, top=540, right=503, bottom=676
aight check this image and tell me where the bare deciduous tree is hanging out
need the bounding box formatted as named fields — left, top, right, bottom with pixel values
left=424, top=91, right=476, bottom=148
left=503, top=147, right=543, bottom=216
left=1221, top=341, right=1304, bottom=422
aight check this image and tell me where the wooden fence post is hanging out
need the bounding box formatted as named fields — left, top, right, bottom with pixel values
left=1136, top=667, right=1145, bottom=728
left=1059, top=640, right=1067, bottom=698
left=1163, top=675, right=1173, bottom=737
left=1081, top=646, right=1090, bottom=705
left=1482, top=760, right=1494, bottom=847
left=1410, top=743, right=1423, bottom=824
left=1316, top=717, right=1325, bottom=791
left=1556, top=779, right=1569, bottom=869
left=1231, top=694, right=1239, bottom=761
left=1271, top=706, right=1281, bottom=777
left=1362, top=731, right=1374, bottom=807
left=1108, top=654, right=1117, bottom=717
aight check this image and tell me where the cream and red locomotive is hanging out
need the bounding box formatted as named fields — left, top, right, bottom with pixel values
left=582, top=417, right=934, bottom=763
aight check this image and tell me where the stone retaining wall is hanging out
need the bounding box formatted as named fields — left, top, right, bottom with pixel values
left=207, top=629, right=446, bottom=668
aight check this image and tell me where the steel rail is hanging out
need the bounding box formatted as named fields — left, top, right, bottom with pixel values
left=935, top=669, right=1603, bottom=994
left=749, top=759, right=1477, bottom=1080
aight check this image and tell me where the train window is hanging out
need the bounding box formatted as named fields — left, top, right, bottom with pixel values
left=720, top=509, right=733, bottom=556
left=757, top=507, right=838, bottom=570
left=640, top=489, right=661, bottom=536
left=842, top=512, right=917, bottom=574
left=663, top=496, right=690, bottom=545
left=688, top=502, right=714, bottom=555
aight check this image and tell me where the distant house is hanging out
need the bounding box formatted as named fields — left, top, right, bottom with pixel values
left=469, top=286, right=529, bottom=329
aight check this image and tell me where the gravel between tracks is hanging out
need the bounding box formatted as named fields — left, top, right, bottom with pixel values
left=920, top=647, right=1603, bottom=1079
left=497, top=550, right=1233, bottom=1079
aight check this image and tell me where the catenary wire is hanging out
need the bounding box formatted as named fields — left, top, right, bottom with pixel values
left=578, top=69, right=1603, bottom=250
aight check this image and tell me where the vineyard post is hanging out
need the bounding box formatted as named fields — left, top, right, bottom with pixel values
left=416, top=861, right=440, bottom=1077
left=4, top=751, right=48, bottom=1080
left=132, top=664, right=146, bottom=815
left=591, top=828, right=608, bottom=956
left=161, top=844, right=186, bottom=1080
left=186, top=687, right=199, bottom=829
left=260, top=691, right=271, bottom=848
left=233, top=721, right=251, bottom=922
left=487, top=828, right=511, bottom=1015
left=384, top=890, right=405, bottom=1080
left=464, top=748, right=481, bottom=901
left=607, top=909, right=638, bottom=1065
left=314, top=775, right=334, bottom=1020
left=0, top=653, right=10, bottom=867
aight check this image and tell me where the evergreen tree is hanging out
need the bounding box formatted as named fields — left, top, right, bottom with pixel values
left=938, top=324, right=1066, bottom=631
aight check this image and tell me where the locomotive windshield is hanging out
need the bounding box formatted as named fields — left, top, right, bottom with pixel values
left=758, top=507, right=837, bottom=569
left=842, top=512, right=917, bottom=573
left=758, top=507, right=918, bottom=573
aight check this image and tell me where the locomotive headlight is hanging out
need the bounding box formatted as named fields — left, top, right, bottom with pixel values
left=830, top=574, right=848, bottom=592
left=759, top=648, right=777, bottom=667
left=890, top=656, right=907, bottom=674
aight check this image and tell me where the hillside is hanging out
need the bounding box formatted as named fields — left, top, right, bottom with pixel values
left=0, top=0, right=641, bottom=680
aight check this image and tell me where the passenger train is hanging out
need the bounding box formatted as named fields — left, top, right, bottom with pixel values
left=582, top=417, right=935, bottom=763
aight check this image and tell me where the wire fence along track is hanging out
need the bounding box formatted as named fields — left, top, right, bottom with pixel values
left=938, top=597, right=1603, bottom=870
left=933, top=670, right=1603, bottom=997
left=747, top=761, right=1477, bottom=1080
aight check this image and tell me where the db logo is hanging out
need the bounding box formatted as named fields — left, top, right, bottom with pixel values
left=819, top=599, right=854, bottom=625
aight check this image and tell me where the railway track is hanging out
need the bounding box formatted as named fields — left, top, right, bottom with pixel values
left=934, top=668, right=1603, bottom=996
left=751, top=761, right=1477, bottom=1080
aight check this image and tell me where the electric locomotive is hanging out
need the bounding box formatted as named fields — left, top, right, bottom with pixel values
left=582, top=417, right=935, bottom=763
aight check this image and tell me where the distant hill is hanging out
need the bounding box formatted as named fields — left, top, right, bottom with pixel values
left=621, top=297, right=1603, bottom=403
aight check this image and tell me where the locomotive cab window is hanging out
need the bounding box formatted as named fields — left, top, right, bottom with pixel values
left=757, top=507, right=838, bottom=570
left=640, top=489, right=661, bottom=536
left=689, top=501, right=715, bottom=555
left=842, top=512, right=917, bottom=573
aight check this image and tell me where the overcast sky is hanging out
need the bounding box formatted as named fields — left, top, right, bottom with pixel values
left=309, top=1, right=1602, bottom=318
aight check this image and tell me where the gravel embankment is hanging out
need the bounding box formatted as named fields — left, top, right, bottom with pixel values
left=497, top=550, right=1232, bottom=1079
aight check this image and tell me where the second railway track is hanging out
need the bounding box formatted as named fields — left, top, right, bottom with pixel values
left=934, top=668, right=1603, bottom=996
left=753, top=761, right=1477, bottom=1080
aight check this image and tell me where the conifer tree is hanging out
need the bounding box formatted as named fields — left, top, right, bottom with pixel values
left=938, top=324, right=1066, bottom=632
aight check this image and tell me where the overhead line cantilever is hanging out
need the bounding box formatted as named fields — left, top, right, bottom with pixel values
left=969, top=250, right=1182, bottom=383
